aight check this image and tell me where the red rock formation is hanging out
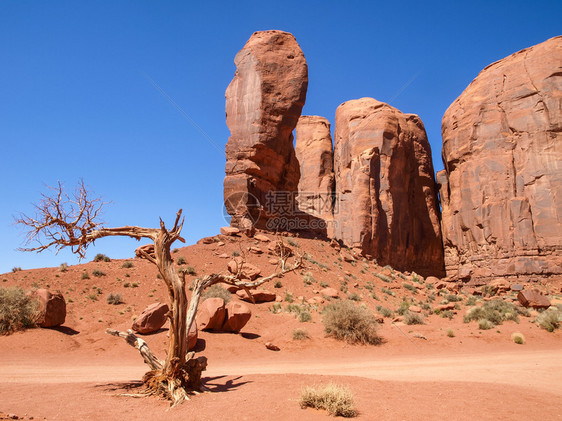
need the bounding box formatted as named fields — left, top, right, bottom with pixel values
left=30, top=289, right=66, bottom=327
left=333, top=97, right=444, bottom=277
left=439, top=36, right=562, bottom=283
left=224, top=30, right=308, bottom=231
left=132, top=303, right=169, bottom=334
left=295, top=115, right=335, bottom=235
left=222, top=301, right=252, bottom=333
left=197, top=297, right=226, bottom=331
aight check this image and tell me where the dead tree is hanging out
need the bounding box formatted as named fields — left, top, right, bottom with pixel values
left=16, top=180, right=301, bottom=406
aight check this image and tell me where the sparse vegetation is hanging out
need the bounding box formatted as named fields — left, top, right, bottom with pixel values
left=347, top=292, right=361, bottom=302
left=464, top=300, right=522, bottom=326
left=300, top=383, right=357, bottom=417
left=274, top=281, right=282, bottom=288
left=59, top=263, right=69, bottom=272
left=536, top=308, right=561, bottom=332
left=446, top=329, right=455, bottom=338
left=87, top=293, right=99, bottom=301
left=92, top=269, right=106, bottom=277
left=284, top=292, right=294, bottom=303
left=185, top=266, right=196, bottom=275
left=121, top=261, right=134, bottom=269
left=322, top=300, right=381, bottom=345
left=403, top=311, right=424, bottom=325
left=176, top=257, right=186, bottom=265
left=376, top=305, right=393, bottom=318
left=287, top=238, right=299, bottom=248
left=303, top=272, right=316, bottom=286
left=403, top=283, right=417, bottom=293
left=202, top=284, right=232, bottom=303
left=12, top=267, right=22, bottom=273
left=107, top=293, right=123, bottom=305
left=292, top=328, right=310, bottom=340
left=478, top=319, right=493, bottom=330
left=93, top=253, right=111, bottom=262
left=232, top=251, right=240, bottom=257
left=374, top=273, right=392, bottom=283
left=0, top=286, right=37, bottom=334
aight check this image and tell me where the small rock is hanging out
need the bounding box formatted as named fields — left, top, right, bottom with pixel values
left=437, top=303, right=456, bottom=311
left=220, top=226, right=241, bottom=236
left=510, top=284, right=524, bottom=291
left=409, top=305, right=422, bottom=313
left=216, top=241, right=225, bottom=247
left=236, top=289, right=277, bottom=303
left=187, top=321, right=198, bottom=351
left=329, top=239, right=341, bottom=250
left=29, top=289, right=66, bottom=327
left=425, top=276, right=440, bottom=284
left=320, top=287, right=339, bottom=298
left=254, top=234, right=271, bottom=242
left=489, top=278, right=510, bottom=294
left=218, top=253, right=229, bottom=259
left=249, top=246, right=263, bottom=254
left=268, top=258, right=279, bottom=265
left=228, top=257, right=261, bottom=280
left=265, top=342, right=280, bottom=351
left=267, top=241, right=293, bottom=257
left=435, top=281, right=447, bottom=290
left=198, top=237, right=216, bottom=245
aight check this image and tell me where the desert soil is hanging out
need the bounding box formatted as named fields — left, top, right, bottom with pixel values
left=1, top=234, right=561, bottom=420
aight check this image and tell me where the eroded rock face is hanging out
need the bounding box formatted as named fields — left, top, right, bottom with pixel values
left=439, top=36, right=562, bottom=283
left=224, top=30, right=308, bottom=231
left=295, top=115, right=335, bottom=235
left=333, top=97, right=444, bottom=277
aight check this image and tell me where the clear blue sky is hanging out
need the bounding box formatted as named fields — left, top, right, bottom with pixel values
left=1, top=0, right=560, bottom=274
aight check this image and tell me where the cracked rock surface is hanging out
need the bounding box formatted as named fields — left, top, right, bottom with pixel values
left=438, top=36, right=562, bottom=283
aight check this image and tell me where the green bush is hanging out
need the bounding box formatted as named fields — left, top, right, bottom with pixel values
left=300, top=383, right=357, bottom=417
left=322, top=300, right=381, bottom=345
left=0, top=287, right=37, bottom=334
left=478, top=319, right=493, bottom=330
left=93, top=253, right=111, bottom=262
left=202, top=285, right=232, bottom=303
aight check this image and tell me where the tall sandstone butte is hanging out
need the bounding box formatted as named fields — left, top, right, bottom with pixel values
left=224, top=30, right=308, bottom=231
left=439, top=36, right=562, bottom=283
left=295, top=115, right=335, bottom=236
left=333, top=98, right=444, bottom=277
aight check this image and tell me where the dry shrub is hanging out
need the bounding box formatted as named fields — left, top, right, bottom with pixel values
left=300, top=383, right=357, bottom=417
left=464, top=299, right=522, bottom=326
left=322, top=300, right=381, bottom=345
left=536, top=308, right=561, bottom=332
left=201, top=284, right=232, bottom=303
left=0, top=286, right=37, bottom=334
left=511, top=332, right=525, bottom=344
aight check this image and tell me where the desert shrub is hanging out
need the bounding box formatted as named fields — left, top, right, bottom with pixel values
left=403, top=283, right=418, bottom=293
left=298, top=310, right=312, bottom=322
left=511, top=332, right=525, bottom=344
left=202, top=285, right=231, bottom=303
left=232, top=251, right=240, bottom=257
left=185, top=266, right=196, bottom=275
left=381, top=287, right=394, bottom=296
left=176, top=257, right=186, bottom=265
left=478, top=319, right=493, bottom=330
left=464, top=300, right=521, bottom=325
left=441, top=310, right=454, bottom=320
left=284, top=292, right=294, bottom=303
left=347, top=292, right=361, bottom=302
left=303, top=272, right=316, bottom=285
left=274, top=281, right=282, bottom=288
left=374, top=273, right=392, bottom=283
left=292, top=328, right=310, bottom=340
left=107, top=293, right=123, bottom=305
left=396, top=299, right=410, bottom=316
left=87, top=293, right=99, bottom=301
left=92, top=269, right=106, bottom=277
left=300, top=383, right=357, bottom=418
left=59, top=263, right=69, bottom=272
left=12, top=267, right=22, bottom=273
left=269, top=303, right=282, bottom=314
left=0, top=287, right=37, bottom=334
left=445, top=294, right=463, bottom=302
left=466, top=296, right=478, bottom=306
left=287, top=238, right=299, bottom=248
left=93, top=253, right=111, bottom=262
left=536, top=308, right=561, bottom=332
left=121, top=261, right=133, bottom=269
left=446, top=329, right=455, bottom=338
left=376, top=305, right=393, bottom=318
left=322, top=300, right=381, bottom=345
left=403, top=311, right=424, bottom=325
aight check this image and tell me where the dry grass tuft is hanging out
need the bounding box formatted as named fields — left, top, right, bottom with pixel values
left=0, top=286, right=37, bottom=334
left=322, top=300, right=381, bottom=345
left=300, top=383, right=357, bottom=417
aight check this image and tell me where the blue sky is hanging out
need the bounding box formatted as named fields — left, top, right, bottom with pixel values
left=1, top=1, right=560, bottom=273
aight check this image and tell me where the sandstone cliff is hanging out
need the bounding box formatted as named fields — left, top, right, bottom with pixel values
left=439, top=36, right=562, bottom=283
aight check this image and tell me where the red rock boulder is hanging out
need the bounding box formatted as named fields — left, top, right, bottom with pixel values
left=187, top=321, right=198, bottom=351
left=333, top=97, right=444, bottom=277
left=236, top=289, right=277, bottom=303
left=517, top=289, right=551, bottom=309
left=227, top=257, right=261, bottom=280
left=222, top=301, right=252, bottom=333
left=224, top=30, right=308, bottom=231
left=30, top=289, right=66, bottom=327
left=439, top=36, right=562, bottom=283
left=197, top=298, right=226, bottom=331
left=132, top=303, right=169, bottom=334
